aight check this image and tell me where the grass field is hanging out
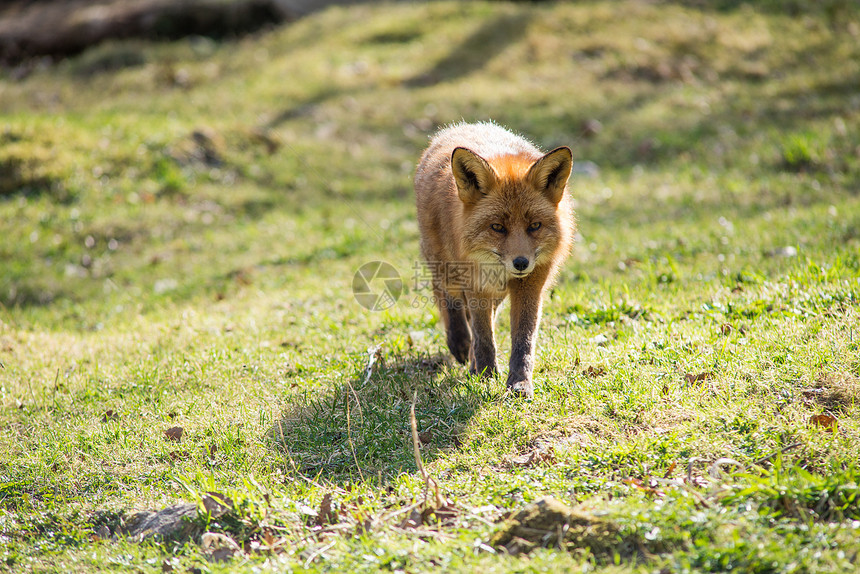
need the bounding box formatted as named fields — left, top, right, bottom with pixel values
left=2, top=1, right=860, bottom=571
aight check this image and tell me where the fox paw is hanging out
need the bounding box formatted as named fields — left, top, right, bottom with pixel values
left=506, top=376, right=534, bottom=398
left=447, top=331, right=471, bottom=365
left=448, top=340, right=470, bottom=365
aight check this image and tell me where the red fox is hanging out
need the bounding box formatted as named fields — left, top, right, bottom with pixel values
left=414, top=122, right=575, bottom=397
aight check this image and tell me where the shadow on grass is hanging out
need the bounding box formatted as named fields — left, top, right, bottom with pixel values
left=403, top=12, right=533, bottom=88
left=266, top=11, right=532, bottom=128
left=268, top=351, right=495, bottom=482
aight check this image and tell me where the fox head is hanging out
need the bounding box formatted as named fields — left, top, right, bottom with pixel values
left=451, top=146, right=573, bottom=282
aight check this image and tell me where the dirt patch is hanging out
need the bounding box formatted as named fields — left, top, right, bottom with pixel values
left=803, top=372, right=860, bottom=411
left=118, top=502, right=199, bottom=541
left=490, top=497, right=637, bottom=558
left=529, top=415, right=620, bottom=453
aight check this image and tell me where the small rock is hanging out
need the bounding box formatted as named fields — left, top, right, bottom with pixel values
left=121, top=503, right=198, bottom=541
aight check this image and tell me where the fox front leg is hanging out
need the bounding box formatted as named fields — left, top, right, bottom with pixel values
left=441, top=292, right=471, bottom=365
left=467, top=296, right=498, bottom=378
left=506, top=270, right=549, bottom=398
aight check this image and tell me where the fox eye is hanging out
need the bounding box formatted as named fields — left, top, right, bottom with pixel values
left=528, top=222, right=542, bottom=231
left=490, top=223, right=506, bottom=233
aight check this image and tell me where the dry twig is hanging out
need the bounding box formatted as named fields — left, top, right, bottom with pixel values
left=410, top=390, right=445, bottom=508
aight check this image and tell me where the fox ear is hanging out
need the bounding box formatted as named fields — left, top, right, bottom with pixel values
left=528, top=146, right=572, bottom=205
left=452, top=147, right=496, bottom=204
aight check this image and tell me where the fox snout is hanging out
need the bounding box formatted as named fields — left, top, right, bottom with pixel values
left=503, top=230, right=539, bottom=277
left=506, top=253, right=535, bottom=277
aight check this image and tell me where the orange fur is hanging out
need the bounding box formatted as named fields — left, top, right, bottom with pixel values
left=414, top=122, right=575, bottom=397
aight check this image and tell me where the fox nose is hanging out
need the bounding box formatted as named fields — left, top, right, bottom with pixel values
left=512, top=257, right=529, bottom=272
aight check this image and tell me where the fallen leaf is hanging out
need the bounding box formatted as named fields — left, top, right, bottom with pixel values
left=201, top=532, right=240, bottom=562
left=809, top=413, right=838, bottom=432
left=685, top=372, right=713, bottom=384
left=508, top=449, right=555, bottom=467
left=314, top=493, right=338, bottom=527
left=623, top=477, right=664, bottom=497
left=582, top=366, right=606, bottom=378
left=662, top=462, right=677, bottom=479
left=420, top=503, right=459, bottom=527
left=355, top=517, right=372, bottom=535
left=102, top=410, right=119, bottom=422
left=400, top=507, right=423, bottom=529
left=203, top=492, right=233, bottom=518
left=201, top=533, right=237, bottom=550
left=164, top=426, right=184, bottom=441
left=431, top=504, right=458, bottom=526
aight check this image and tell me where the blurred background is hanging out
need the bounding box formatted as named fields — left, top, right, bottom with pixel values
left=1, top=0, right=858, bottom=318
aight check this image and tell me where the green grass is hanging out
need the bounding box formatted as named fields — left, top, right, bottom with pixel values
left=1, top=1, right=860, bottom=571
